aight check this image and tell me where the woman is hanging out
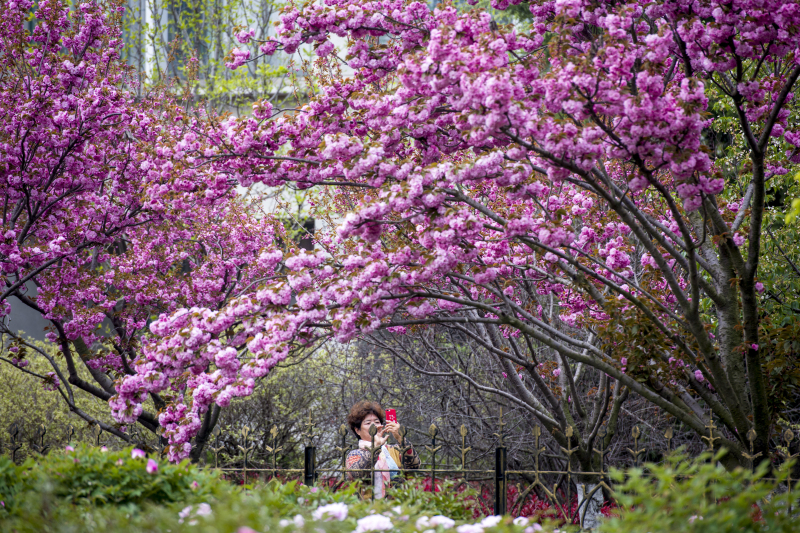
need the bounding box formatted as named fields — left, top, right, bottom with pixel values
left=345, top=400, right=420, bottom=498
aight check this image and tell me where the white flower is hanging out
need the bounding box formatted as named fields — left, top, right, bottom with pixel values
left=280, top=515, right=305, bottom=529
left=196, top=503, right=212, bottom=517
left=355, top=514, right=394, bottom=533
left=313, top=503, right=349, bottom=522
left=688, top=515, right=703, bottom=524
left=480, top=516, right=503, bottom=528
left=524, top=525, right=543, bottom=533
left=430, top=516, right=455, bottom=529
left=178, top=506, right=193, bottom=524
left=392, top=506, right=403, bottom=515
left=416, top=516, right=431, bottom=530
left=513, top=517, right=529, bottom=527
left=456, top=525, right=484, bottom=533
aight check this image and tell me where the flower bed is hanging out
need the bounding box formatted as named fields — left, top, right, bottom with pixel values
left=1, top=447, right=797, bottom=533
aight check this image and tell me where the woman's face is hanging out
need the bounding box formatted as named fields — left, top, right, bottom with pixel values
left=356, top=413, right=383, bottom=441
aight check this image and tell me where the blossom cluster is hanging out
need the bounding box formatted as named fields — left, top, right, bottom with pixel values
left=0, top=0, right=296, bottom=461
left=117, top=0, right=800, bottom=455
left=13, top=0, right=794, bottom=458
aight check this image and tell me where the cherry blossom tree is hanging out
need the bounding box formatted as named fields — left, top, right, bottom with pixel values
left=110, top=1, right=800, bottom=522
left=0, top=0, right=289, bottom=457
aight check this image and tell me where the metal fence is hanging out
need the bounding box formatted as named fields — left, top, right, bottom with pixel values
left=202, top=412, right=800, bottom=524
left=5, top=413, right=800, bottom=525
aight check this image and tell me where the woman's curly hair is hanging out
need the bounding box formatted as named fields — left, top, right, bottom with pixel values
left=347, top=400, right=385, bottom=438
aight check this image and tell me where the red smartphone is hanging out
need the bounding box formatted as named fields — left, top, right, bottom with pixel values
left=385, top=409, right=397, bottom=423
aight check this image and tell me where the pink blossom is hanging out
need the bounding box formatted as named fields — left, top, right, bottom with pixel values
left=694, top=370, right=705, bottom=382
left=260, top=41, right=279, bottom=55
left=42, top=372, right=60, bottom=392
left=131, top=448, right=146, bottom=459
left=226, top=48, right=251, bottom=70
left=235, top=28, right=255, bottom=44
left=146, top=458, right=158, bottom=474
left=316, top=40, right=336, bottom=57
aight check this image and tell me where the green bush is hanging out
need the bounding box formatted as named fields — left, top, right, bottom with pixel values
left=0, top=444, right=231, bottom=516
left=9, top=447, right=798, bottom=533
left=0, top=469, right=537, bottom=533
left=599, top=451, right=798, bottom=533
left=0, top=455, right=33, bottom=517
left=386, top=478, right=479, bottom=520
left=0, top=339, right=130, bottom=460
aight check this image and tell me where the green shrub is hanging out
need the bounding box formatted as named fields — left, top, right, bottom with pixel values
left=0, top=471, right=540, bottom=533
left=0, top=339, right=140, bottom=460
left=599, top=451, right=798, bottom=533
left=13, top=448, right=799, bottom=533
left=0, top=455, right=34, bottom=518
left=386, top=478, right=479, bottom=520
left=0, top=444, right=231, bottom=515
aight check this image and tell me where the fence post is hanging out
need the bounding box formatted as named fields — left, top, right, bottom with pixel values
left=427, top=424, right=441, bottom=493
left=238, top=426, right=253, bottom=485
left=781, top=429, right=797, bottom=515
left=494, top=408, right=507, bottom=515
left=304, top=413, right=317, bottom=486
left=304, top=445, right=316, bottom=486
left=494, top=445, right=507, bottom=515
left=9, top=423, right=22, bottom=463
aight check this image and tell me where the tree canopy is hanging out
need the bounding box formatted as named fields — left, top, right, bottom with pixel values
left=3, top=0, right=800, bottom=475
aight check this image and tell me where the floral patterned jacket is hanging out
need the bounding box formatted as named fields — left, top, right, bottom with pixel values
left=344, top=442, right=421, bottom=481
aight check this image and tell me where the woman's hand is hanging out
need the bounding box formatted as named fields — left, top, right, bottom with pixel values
left=383, top=421, right=402, bottom=443
left=369, top=424, right=389, bottom=447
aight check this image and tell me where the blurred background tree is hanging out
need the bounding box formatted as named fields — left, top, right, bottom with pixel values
left=121, top=0, right=293, bottom=113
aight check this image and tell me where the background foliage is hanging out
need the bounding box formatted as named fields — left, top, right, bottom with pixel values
left=0, top=340, right=130, bottom=461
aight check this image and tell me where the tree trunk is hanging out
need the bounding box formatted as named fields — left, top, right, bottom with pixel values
left=189, top=404, right=221, bottom=463
left=576, top=482, right=605, bottom=529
